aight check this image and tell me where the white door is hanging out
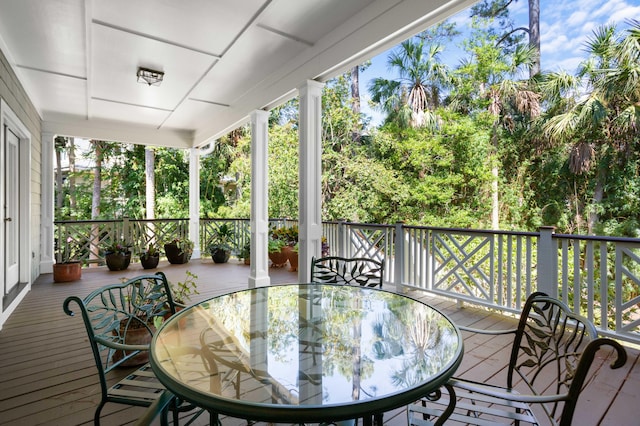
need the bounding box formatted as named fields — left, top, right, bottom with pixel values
left=4, top=126, right=20, bottom=293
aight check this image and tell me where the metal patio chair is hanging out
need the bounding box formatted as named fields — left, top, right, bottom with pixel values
left=310, top=256, right=384, bottom=425
left=407, top=291, right=628, bottom=426
left=63, top=272, right=194, bottom=425
left=310, top=256, right=384, bottom=288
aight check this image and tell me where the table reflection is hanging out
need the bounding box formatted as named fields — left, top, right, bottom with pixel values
left=150, top=284, right=461, bottom=423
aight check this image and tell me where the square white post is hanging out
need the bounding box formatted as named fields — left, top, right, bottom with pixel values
left=41, top=132, right=55, bottom=273
left=298, top=80, right=325, bottom=283
left=249, top=110, right=271, bottom=288
left=188, top=148, right=201, bottom=258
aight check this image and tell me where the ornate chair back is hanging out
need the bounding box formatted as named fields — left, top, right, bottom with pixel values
left=310, top=256, right=384, bottom=288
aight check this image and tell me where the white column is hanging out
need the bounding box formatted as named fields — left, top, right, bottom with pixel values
left=298, top=80, right=325, bottom=283
left=188, top=148, right=201, bottom=259
left=249, top=110, right=271, bottom=288
left=40, top=132, right=55, bottom=273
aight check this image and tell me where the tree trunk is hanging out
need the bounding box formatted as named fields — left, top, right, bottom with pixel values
left=145, top=148, right=155, bottom=219
left=54, top=137, right=64, bottom=211
left=91, top=140, right=103, bottom=266
left=491, top=121, right=500, bottom=230
left=350, top=65, right=361, bottom=141
left=529, top=0, right=541, bottom=77
left=69, top=137, right=77, bottom=212
left=588, top=167, right=605, bottom=235
left=91, top=140, right=103, bottom=220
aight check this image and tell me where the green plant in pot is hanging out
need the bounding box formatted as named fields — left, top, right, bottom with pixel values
left=239, top=240, right=251, bottom=265
left=103, top=239, right=132, bottom=271
left=268, top=237, right=288, bottom=267
left=208, top=223, right=235, bottom=264
left=53, top=237, right=82, bottom=282
left=170, top=270, right=199, bottom=307
left=139, top=243, right=161, bottom=269
left=164, top=237, right=194, bottom=264
left=270, top=225, right=298, bottom=269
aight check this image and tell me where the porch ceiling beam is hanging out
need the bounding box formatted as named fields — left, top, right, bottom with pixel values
left=42, top=113, right=193, bottom=148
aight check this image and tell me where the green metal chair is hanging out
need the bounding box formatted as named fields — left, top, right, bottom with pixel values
left=310, top=256, right=384, bottom=425
left=407, top=291, right=628, bottom=426
left=63, top=272, right=192, bottom=425
left=310, top=256, right=384, bottom=288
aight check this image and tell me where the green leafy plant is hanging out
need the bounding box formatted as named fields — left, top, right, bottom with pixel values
left=165, top=237, right=194, bottom=256
left=208, top=223, right=235, bottom=254
left=139, top=243, right=160, bottom=260
left=271, top=225, right=298, bottom=247
left=104, top=238, right=131, bottom=255
left=268, top=238, right=285, bottom=253
left=239, top=240, right=251, bottom=260
left=171, top=270, right=199, bottom=304
left=57, top=236, right=83, bottom=263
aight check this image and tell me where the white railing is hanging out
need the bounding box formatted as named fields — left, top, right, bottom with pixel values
left=323, top=221, right=640, bottom=345
left=55, top=218, right=640, bottom=345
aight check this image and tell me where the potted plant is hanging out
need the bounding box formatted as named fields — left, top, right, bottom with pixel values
left=170, top=270, right=199, bottom=307
left=270, top=225, right=298, bottom=269
left=53, top=237, right=82, bottom=283
left=208, top=223, right=235, bottom=264
left=164, top=237, right=194, bottom=264
left=103, top=239, right=131, bottom=271
left=288, top=242, right=299, bottom=272
left=322, top=236, right=330, bottom=257
left=139, top=243, right=160, bottom=269
left=268, top=238, right=287, bottom=267
left=239, top=240, right=251, bottom=265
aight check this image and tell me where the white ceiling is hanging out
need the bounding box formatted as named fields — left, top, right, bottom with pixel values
left=0, top=0, right=477, bottom=148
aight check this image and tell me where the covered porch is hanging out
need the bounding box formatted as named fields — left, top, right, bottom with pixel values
left=0, top=261, right=637, bottom=425
left=0, top=0, right=480, bottom=329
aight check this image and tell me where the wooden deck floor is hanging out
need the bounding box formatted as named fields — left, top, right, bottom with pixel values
left=0, top=259, right=638, bottom=425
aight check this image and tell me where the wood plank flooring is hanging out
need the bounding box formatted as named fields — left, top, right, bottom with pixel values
left=0, top=259, right=637, bottom=425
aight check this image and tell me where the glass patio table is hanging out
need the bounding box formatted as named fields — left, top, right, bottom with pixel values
left=150, top=283, right=463, bottom=424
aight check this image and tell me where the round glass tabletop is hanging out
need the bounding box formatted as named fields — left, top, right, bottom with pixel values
left=150, top=283, right=462, bottom=423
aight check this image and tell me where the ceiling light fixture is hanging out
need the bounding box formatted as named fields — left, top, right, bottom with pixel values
left=136, top=67, right=164, bottom=86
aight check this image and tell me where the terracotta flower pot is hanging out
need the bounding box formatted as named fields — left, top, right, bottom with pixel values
left=112, top=320, right=154, bottom=367
left=269, top=246, right=290, bottom=267
left=53, top=262, right=82, bottom=283
left=287, top=249, right=298, bottom=272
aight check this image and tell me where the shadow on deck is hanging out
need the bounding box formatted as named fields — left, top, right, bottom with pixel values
left=0, top=258, right=638, bottom=425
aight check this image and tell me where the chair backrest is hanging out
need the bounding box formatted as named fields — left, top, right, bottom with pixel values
left=508, top=292, right=627, bottom=424
left=63, top=272, right=176, bottom=394
left=310, top=256, right=384, bottom=288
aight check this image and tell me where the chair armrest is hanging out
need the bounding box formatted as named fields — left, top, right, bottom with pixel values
left=94, top=336, right=149, bottom=352
left=134, top=390, right=175, bottom=426
left=449, top=378, right=569, bottom=404
left=457, top=325, right=518, bottom=335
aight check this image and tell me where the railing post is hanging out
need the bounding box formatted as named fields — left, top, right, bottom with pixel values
left=338, top=220, right=347, bottom=257
left=123, top=217, right=131, bottom=245
left=394, top=221, right=404, bottom=291
left=537, top=226, right=558, bottom=299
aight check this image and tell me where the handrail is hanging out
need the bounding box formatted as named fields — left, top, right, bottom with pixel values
left=54, top=218, right=640, bottom=345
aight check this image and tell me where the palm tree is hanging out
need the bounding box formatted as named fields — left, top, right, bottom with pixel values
left=541, top=20, right=640, bottom=233
left=368, top=38, right=448, bottom=128
left=450, top=20, right=539, bottom=229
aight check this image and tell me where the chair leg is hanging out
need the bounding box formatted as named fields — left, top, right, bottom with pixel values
left=209, top=410, right=221, bottom=426
left=94, top=401, right=106, bottom=425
